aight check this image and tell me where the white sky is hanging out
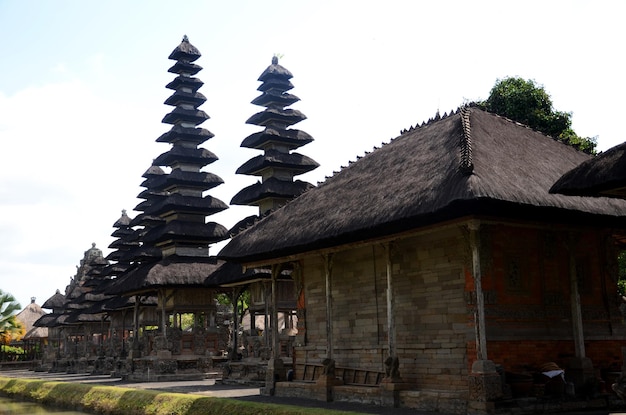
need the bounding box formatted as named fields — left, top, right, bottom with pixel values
left=0, top=0, right=624, bottom=309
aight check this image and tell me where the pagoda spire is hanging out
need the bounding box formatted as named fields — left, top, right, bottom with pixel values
left=231, top=56, right=319, bottom=215
left=141, top=36, right=228, bottom=257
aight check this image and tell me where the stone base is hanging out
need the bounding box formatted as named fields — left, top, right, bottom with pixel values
left=273, top=382, right=467, bottom=414
left=262, top=358, right=287, bottom=395
left=380, top=381, right=410, bottom=407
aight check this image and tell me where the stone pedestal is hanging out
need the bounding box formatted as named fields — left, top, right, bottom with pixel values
left=566, top=357, right=594, bottom=394
left=468, top=360, right=502, bottom=415
left=380, top=379, right=409, bottom=407
left=314, top=373, right=344, bottom=401
left=262, top=358, right=286, bottom=396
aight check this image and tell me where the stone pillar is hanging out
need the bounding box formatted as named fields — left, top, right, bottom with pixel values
left=314, top=358, right=343, bottom=401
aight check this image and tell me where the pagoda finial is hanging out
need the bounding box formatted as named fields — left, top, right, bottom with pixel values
left=272, top=55, right=278, bottom=65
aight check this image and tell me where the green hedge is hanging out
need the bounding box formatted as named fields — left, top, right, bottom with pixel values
left=0, top=377, right=363, bottom=415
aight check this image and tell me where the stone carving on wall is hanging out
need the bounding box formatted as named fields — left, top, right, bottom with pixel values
left=384, top=356, right=401, bottom=381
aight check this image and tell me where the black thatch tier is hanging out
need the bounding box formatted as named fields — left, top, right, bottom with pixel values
left=550, top=141, right=626, bottom=198
left=258, top=77, right=294, bottom=92
left=100, top=262, right=131, bottom=276
left=165, top=75, right=203, bottom=92
left=111, top=227, right=139, bottom=239
left=142, top=221, right=229, bottom=245
left=258, top=57, right=293, bottom=81
left=105, top=255, right=227, bottom=295
left=168, top=35, right=201, bottom=62
left=108, top=238, right=140, bottom=250
left=34, top=313, right=68, bottom=328
left=220, top=107, right=626, bottom=263
left=241, top=127, right=313, bottom=150
left=143, top=193, right=228, bottom=217
left=246, top=107, right=305, bottom=127
left=168, top=60, right=202, bottom=76
left=41, top=291, right=65, bottom=310
left=141, top=170, right=224, bottom=192
left=236, top=149, right=319, bottom=176
left=124, top=245, right=163, bottom=263
left=230, top=177, right=313, bottom=206
left=162, top=107, right=209, bottom=125
left=157, top=125, right=214, bottom=145
left=206, top=260, right=292, bottom=287
left=251, top=89, right=300, bottom=108
left=129, top=213, right=165, bottom=227
left=136, top=189, right=169, bottom=201
left=153, top=145, right=218, bottom=167
left=142, top=165, right=165, bottom=178
left=164, top=90, right=207, bottom=107
left=66, top=311, right=104, bottom=324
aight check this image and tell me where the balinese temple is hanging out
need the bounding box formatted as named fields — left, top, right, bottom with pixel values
left=33, top=243, right=109, bottom=373
left=104, top=36, right=234, bottom=381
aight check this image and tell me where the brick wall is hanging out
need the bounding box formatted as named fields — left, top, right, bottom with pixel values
left=293, top=221, right=626, bottom=393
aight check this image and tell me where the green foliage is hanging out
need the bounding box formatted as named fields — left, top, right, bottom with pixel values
left=0, top=290, right=22, bottom=343
left=217, top=289, right=250, bottom=323
left=618, top=251, right=626, bottom=296
left=0, top=377, right=359, bottom=415
left=478, top=77, right=597, bottom=154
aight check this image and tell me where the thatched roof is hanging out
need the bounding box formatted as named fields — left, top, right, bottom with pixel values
left=105, top=255, right=227, bottom=296
left=550, top=141, right=626, bottom=198
left=220, top=107, right=626, bottom=263
left=15, top=300, right=48, bottom=339
left=42, top=290, right=65, bottom=310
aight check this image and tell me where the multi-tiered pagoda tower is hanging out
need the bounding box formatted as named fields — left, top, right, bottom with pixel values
left=143, top=36, right=228, bottom=256
left=231, top=56, right=319, bottom=215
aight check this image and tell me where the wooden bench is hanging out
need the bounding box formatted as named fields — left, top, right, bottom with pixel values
left=294, top=363, right=383, bottom=386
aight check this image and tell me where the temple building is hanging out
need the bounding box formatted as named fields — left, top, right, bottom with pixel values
left=102, top=36, right=236, bottom=381
left=219, top=106, right=626, bottom=412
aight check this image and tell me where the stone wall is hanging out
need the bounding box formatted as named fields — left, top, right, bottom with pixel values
left=294, top=226, right=471, bottom=392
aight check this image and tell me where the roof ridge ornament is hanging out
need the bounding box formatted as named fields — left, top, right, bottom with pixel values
left=459, top=106, right=474, bottom=175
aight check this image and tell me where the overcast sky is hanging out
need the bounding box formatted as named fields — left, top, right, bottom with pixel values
left=1, top=0, right=624, bottom=309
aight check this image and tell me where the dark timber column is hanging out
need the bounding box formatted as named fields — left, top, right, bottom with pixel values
left=469, top=221, right=487, bottom=360
left=566, top=233, right=593, bottom=389
left=264, top=264, right=286, bottom=395
left=385, top=244, right=396, bottom=359
left=324, top=254, right=334, bottom=359
left=467, top=220, right=502, bottom=413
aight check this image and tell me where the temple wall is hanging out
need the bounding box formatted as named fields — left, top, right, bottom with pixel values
left=293, top=220, right=626, bottom=395
left=467, top=224, right=626, bottom=377
left=294, top=226, right=471, bottom=391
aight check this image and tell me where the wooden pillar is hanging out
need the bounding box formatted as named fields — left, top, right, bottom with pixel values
left=384, top=243, right=396, bottom=358
left=467, top=221, right=503, bottom=410
left=132, top=296, right=140, bottom=354
left=271, top=265, right=281, bottom=359
left=324, top=254, right=334, bottom=359
left=469, top=220, right=488, bottom=361
left=568, top=234, right=586, bottom=358
left=264, top=281, right=270, bottom=348
left=231, top=287, right=241, bottom=360
left=159, top=289, right=167, bottom=338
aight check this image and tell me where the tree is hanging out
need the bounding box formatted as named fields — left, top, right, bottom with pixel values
left=0, top=290, right=22, bottom=344
left=479, top=77, right=597, bottom=154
